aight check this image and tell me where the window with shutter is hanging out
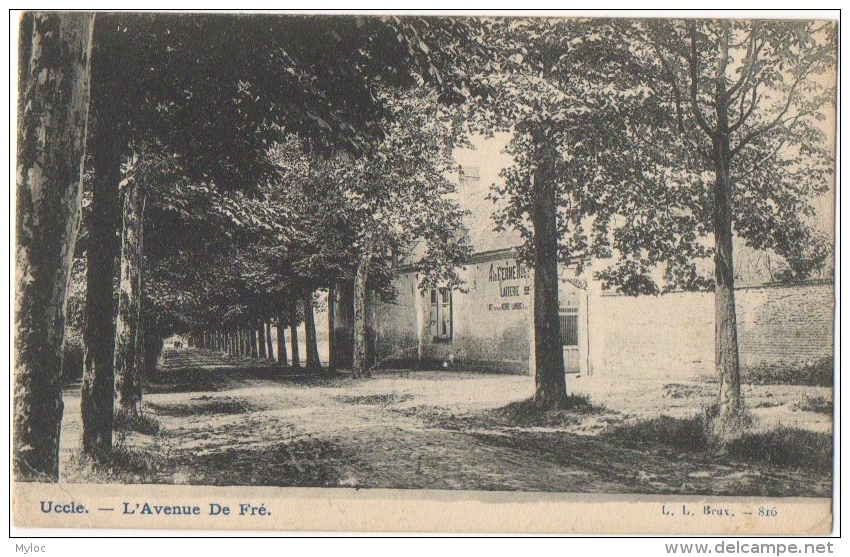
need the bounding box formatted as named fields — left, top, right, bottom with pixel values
left=430, top=288, right=453, bottom=340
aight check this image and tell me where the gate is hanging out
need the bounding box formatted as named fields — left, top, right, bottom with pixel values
left=559, top=306, right=580, bottom=373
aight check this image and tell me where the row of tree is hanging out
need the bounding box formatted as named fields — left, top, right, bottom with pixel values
left=476, top=18, right=835, bottom=432
left=15, top=12, right=479, bottom=481
left=15, top=14, right=835, bottom=482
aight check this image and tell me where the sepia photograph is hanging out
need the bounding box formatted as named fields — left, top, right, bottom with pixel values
left=11, top=10, right=838, bottom=535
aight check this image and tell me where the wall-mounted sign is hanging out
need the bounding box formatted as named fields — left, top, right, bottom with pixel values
left=488, top=262, right=529, bottom=284
left=488, top=302, right=526, bottom=311
left=484, top=261, right=531, bottom=311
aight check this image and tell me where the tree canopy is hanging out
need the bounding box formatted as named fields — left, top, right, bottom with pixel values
left=14, top=13, right=836, bottom=479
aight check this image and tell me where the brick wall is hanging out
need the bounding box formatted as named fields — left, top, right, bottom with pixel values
left=736, top=282, right=835, bottom=367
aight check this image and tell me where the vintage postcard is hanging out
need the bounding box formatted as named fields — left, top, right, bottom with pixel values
left=11, top=11, right=837, bottom=535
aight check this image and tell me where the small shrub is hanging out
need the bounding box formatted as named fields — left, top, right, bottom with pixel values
left=558, top=393, right=605, bottom=414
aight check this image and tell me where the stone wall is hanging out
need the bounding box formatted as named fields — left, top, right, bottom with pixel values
left=589, top=281, right=834, bottom=379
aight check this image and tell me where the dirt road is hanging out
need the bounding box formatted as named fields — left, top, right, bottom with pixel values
left=59, top=348, right=832, bottom=496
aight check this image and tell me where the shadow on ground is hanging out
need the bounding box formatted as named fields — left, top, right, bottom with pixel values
left=147, top=395, right=261, bottom=417
left=147, top=348, right=350, bottom=394
left=467, top=427, right=830, bottom=497
left=66, top=437, right=345, bottom=487
left=388, top=398, right=832, bottom=496
left=61, top=347, right=833, bottom=496
left=167, top=438, right=346, bottom=486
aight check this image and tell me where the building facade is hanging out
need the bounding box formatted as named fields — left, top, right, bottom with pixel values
left=373, top=255, right=833, bottom=379
left=367, top=157, right=833, bottom=379
left=375, top=247, right=591, bottom=375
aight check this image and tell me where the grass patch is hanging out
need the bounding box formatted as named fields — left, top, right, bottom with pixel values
left=144, top=368, right=229, bottom=393
left=335, top=393, right=414, bottom=406
left=114, top=411, right=161, bottom=435
left=504, top=394, right=605, bottom=415
left=702, top=403, right=757, bottom=446
left=605, top=412, right=832, bottom=472
left=490, top=394, right=610, bottom=428
left=726, top=427, right=833, bottom=472
left=743, top=358, right=834, bottom=387
left=392, top=394, right=611, bottom=431
left=170, top=438, right=346, bottom=487
left=604, top=402, right=757, bottom=453
left=794, top=393, right=833, bottom=415
left=64, top=445, right=166, bottom=484
left=663, top=383, right=709, bottom=399
left=604, top=415, right=709, bottom=452
left=148, top=396, right=257, bottom=417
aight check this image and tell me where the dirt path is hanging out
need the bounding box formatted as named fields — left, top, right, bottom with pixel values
left=60, top=348, right=832, bottom=496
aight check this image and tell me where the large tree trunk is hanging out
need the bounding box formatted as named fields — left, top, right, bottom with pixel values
left=531, top=134, right=567, bottom=408
left=14, top=12, right=94, bottom=481
left=712, top=25, right=743, bottom=433
left=327, top=285, right=336, bottom=371
left=276, top=315, right=288, bottom=365
left=265, top=321, right=274, bottom=361
left=352, top=235, right=374, bottom=378
left=289, top=303, right=301, bottom=369
left=250, top=327, right=259, bottom=358
left=332, top=280, right=354, bottom=369
left=257, top=323, right=267, bottom=359
left=131, top=314, right=146, bottom=401
left=366, top=285, right=377, bottom=369
left=303, top=290, right=321, bottom=371
left=81, top=19, right=131, bottom=456
left=141, top=318, right=161, bottom=382
left=135, top=253, right=151, bottom=396
left=113, top=165, right=146, bottom=418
